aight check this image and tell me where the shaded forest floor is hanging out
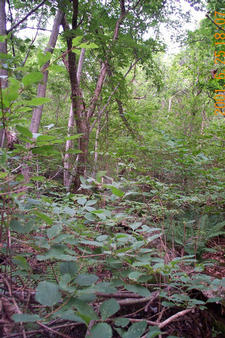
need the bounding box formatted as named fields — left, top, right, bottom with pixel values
left=1, top=175, right=225, bottom=338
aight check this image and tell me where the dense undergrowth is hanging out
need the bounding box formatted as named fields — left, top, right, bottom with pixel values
left=1, top=146, right=225, bottom=337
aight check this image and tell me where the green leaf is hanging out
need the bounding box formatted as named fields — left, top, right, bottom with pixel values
left=16, top=125, right=33, bottom=139
left=37, top=51, right=51, bottom=67
left=32, top=145, right=57, bottom=156
left=12, top=314, right=41, bottom=323
left=60, top=261, right=78, bottom=276
left=108, top=186, right=124, bottom=197
left=79, top=42, right=98, bottom=49
left=12, top=255, right=31, bottom=272
left=34, top=211, right=53, bottom=225
left=27, top=97, right=51, bottom=106
left=0, top=35, right=7, bottom=42
left=22, top=72, right=43, bottom=86
left=35, top=281, right=61, bottom=306
left=72, top=36, right=83, bottom=47
left=3, top=78, right=20, bottom=106
left=74, top=301, right=98, bottom=324
left=65, top=134, right=83, bottom=140
left=77, top=197, right=87, bottom=205
left=124, top=284, right=151, bottom=297
left=55, top=309, right=85, bottom=323
left=87, top=323, right=112, bottom=338
left=47, top=224, right=62, bottom=239
left=75, top=274, right=98, bottom=286
left=146, top=326, right=162, bottom=338
left=123, top=321, right=147, bottom=338
left=127, top=271, right=143, bottom=281
left=100, top=298, right=120, bottom=320
left=10, top=218, right=34, bottom=234
left=114, top=318, right=129, bottom=327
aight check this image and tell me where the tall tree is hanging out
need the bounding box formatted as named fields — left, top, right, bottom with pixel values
left=30, top=9, right=64, bottom=133
left=63, top=0, right=167, bottom=191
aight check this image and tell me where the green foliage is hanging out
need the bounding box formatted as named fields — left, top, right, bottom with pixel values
left=1, top=1, right=225, bottom=337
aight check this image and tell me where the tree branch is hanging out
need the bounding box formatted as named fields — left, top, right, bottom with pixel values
left=7, top=0, right=48, bottom=33
left=206, top=14, right=225, bottom=33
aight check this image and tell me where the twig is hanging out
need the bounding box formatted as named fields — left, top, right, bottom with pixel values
left=206, top=14, right=225, bottom=33
left=8, top=0, right=47, bottom=33
left=36, top=321, right=71, bottom=338
left=157, top=308, right=193, bottom=328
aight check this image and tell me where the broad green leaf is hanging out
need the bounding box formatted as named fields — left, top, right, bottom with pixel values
left=124, top=284, right=151, bottom=297
left=16, top=125, right=33, bottom=139
left=65, top=134, right=83, bottom=140
left=108, top=186, right=124, bottom=197
left=114, top=318, right=129, bottom=327
left=72, top=36, right=83, bottom=47
left=3, top=78, right=20, bottom=106
left=128, top=271, right=143, bottom=281
left=22, top=72, right=43, bottom=86
left=12, top=255, right=30, bottom=271
left=129, top=222, right=142, bottom=231
left=36, top=135, right=57, bottom=142
left=31, top=175, right=45, bottom=182
left=100, top=298, right=120, bottom=320
left=79, top=42, right=98, bottom=49
left=123, top=321, right=147, bottom=338
left=60, top=262, right=78, bottom=276
left=47, top=224, right=62, bottom=239
left=37, top=51, right=51, bottom=67
left=49, top=64, right=65, bottom=72
left=77, top=198, right=87, bottom=205
left=74, top=301, right=98, bottom=324
left=34, top=211, right=53, bottom=225
left=10, top=218, right=34, bottom=234
left=75, top=274, right=98, bottom=286
left=146, top=326, right=162, bottom=338
left=86, top=200, right=97, bottom=206
left=32, top=145, right=57, bottom=155
left=27, top=97, right=51, bottom=106
left=35, top=281, right=61, bottom=306
left=55, top=310, right=85, bottom=323
left=0, top=35, right=7, bottom=42
left=87, top=323, right=112, bottom=338
left=12, top=314, right=40, bottom=323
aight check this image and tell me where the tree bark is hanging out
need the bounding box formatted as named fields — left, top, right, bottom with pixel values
left=64, top=48, right=85, bottom=189
left=30, top=9, right=64, bottom=133
left=64, top=0, right=129, bottom=191
left=0, top=0, right=8, bottom=148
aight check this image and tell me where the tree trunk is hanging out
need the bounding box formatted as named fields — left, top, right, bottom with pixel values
left=64, top=48, right=85, bottom=189
left=64, top=0, right=127, bottom=192
left=0, top=0, right=8, bottom=148
left=30, top=9, right=64, bottom=133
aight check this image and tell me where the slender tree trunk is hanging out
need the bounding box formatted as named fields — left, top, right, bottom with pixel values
left=64, top=48, right=85, bottom=188
left=64, top=0, right=127, bottom=192
left=30, top=9, right=64, bottom=133
left=92, top=115, right=101, bottom=178
left=0, top=0, right=8, bottom=148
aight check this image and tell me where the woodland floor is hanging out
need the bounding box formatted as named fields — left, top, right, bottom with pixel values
left=1, top=233, right=225, bottom=338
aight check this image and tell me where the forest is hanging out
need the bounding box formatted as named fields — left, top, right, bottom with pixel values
left=0, top=0, right=225, bottom=337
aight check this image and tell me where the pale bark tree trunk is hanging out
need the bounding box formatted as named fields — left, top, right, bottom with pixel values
left=30, top=9, right=64, bottom=133
left=64, top=48, right=85, bottom=188
left=92, top=114, right=101, bottom=178
left=0, top=0, right=8, bottom=148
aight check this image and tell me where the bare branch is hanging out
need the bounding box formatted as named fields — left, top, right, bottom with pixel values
left=7, top=0, right=48, bottom=33
left=206, top=14, right=225, bottom=33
